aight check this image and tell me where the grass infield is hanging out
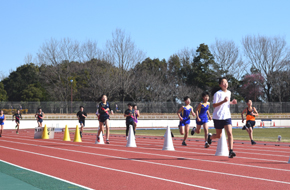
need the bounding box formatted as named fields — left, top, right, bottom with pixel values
left=85, top=128, right=290, bottom=143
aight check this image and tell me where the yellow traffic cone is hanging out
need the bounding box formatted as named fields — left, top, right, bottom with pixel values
left=42, top=125, right=49, bottom=139
left=63, top=125, right=71, bottom=141
left=73, top=125, right=82, bottom=142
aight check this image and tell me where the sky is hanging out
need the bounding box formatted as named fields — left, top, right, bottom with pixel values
left=0, top=0, right=289, bottom=76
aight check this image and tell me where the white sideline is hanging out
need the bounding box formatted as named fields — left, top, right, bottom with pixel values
left=1, top=141, right=290, bottom=186
left=0, top=159, right=93, bottom=190
left=0, top=145, right=215, bottom=190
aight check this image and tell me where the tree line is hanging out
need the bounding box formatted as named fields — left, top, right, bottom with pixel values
left=1, top=29, right=290, bottom=103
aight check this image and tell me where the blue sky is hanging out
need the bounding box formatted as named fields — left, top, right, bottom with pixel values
left=0, top=0, right=289, bottom=76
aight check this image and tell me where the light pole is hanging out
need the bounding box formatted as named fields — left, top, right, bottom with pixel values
left=254, top=81, right=257, bottom=102
left=70, top=79, right=73, bottom=113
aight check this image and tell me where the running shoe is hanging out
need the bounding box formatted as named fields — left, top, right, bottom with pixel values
left=204, top=142, right=209, bottom=148
left=242, top=125, right=246, bottom=130
left=16, top=131, right=19, bottom=134
left=15, top=125, right=17, bottom=129
left=171, top=132, right=174, bottom=137
left=80, top=132, right=82, bottom=138
left=182, top=141, right=187, bottom=146
left=97, top=136, right=100, bottom=142
left=191, top=127, right=196, bottom=135
left=228, top=151, right=236, bottom=158
left=126, top=136, right=128, bottom=140
left=207, top=133, right=212, bottom=145
left=251, top=140, right=256, bottom=145
left=106, top=140, right=110, bottom=144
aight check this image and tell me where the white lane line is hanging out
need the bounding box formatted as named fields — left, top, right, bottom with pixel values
left=1, top=141, right=290, bottom=186
left=0, top=159, right=93, bottom=190
left=5, top=135, right=289, bottom=162
left=0, top=145, right=215, bottom=190
left=3, top=136, right=289, bottom=172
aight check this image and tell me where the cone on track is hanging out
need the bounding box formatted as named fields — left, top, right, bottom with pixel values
left=126, top=125, right=137, bottom=147
left=162, top=126, right=175, bottom=151
left=260, top=122, right=262, bottom=127
left=73, top=125, right=82, bottom=142
left=95, top=131, right=104, bottom=144
left=63, top=125, right=71, bottom=141
left=215, top=129, right=228, bottom=156
left=41, top=125, right=49, bottom=139
left=237, top=122, right=238, bottom=127
left=273, top=122, right=275, bottom=127
left=263, top=122, right=265, bottom=127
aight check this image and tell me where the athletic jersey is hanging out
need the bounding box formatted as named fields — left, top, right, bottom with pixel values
left=180, top=106, right=193, bottom=120
left=246, top=107, right=255, bottom=121
left=0, top=114, right=4, bottom=124
left=14, top=113, right=22, bottom=121
left=125, top=109, right=135, bottom=123
left=134, top=110, right=139, bottom=123
left=77, top=111, right=87, bottom=122
left=198, top=102, right=209, bottom=119
left=213, top=90, right=231, bottom=120
left=36, top=112, right=43, bottom=121
left=98, top=102, right=111, bottom=116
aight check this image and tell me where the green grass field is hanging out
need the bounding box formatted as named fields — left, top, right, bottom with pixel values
left=85, top=128, right=290, bottom=142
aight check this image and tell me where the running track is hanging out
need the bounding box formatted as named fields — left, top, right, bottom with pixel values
left=0, top=129, right=290, bottom=190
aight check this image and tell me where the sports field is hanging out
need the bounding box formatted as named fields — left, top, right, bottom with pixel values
left=0, top=128, right=290, bottom=189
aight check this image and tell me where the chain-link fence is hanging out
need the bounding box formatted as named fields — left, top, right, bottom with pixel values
left=0, top=101, right=290, bottom=114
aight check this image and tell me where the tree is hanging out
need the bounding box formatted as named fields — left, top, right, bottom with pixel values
left=21, top=84, right=43, bottom=101
left=242, top=35, right=290, bottom=101
left=210, top=39, right=245, bottom=80
left=189, top=43, right=219, bottom=90
left=240, top=73, right=264, bottom=102
left=105, top=28, right=146, bottom=103
left=2, top=63, right=40, bottom=101
left=0, top=83, right=7, bottom=101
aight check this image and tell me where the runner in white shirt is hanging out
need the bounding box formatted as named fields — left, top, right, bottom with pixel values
left=207, top=77, right=237, bottom=158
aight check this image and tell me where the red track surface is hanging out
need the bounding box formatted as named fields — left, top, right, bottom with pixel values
left=0, top=129, right=290, bottom=190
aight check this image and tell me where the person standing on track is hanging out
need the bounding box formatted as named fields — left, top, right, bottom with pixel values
left=177, top=96, right=196, bottom=146
left=35, top=108, right=44, bottom=127
left=0, top=110, right=6, bottom=137
left=191, top=92, right=212, bottom=148
left=241, top=99, right=258, bottom=145
left=96, top=95, right=113, bottom=144
left=207, top=77, right=237, bottom=158
left=77, top=106, right=87, bottom=138
left=13, top=109, right=22, bottom=134
left=124, top=103, right=135, bottom=140
left=133, top=104, right=140, bottom=135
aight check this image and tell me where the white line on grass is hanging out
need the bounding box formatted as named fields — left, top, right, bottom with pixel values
left=0, top=159, right=94, bottom=190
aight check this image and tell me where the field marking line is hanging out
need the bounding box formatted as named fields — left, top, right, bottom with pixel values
left=0, top=159, right=94, bottom=190
left=3, top=136, right=289, bottom=171
left=0, top=145, right=216, bottom=190
left=1, top=141, right=290, bottom=186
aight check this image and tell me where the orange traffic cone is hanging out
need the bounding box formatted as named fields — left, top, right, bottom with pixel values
left=273, top=122, right=275, bottom=127
left=260, top=122, right=262, bottom=127
left=237, top=122, right=238, bottom=127
left=263, top=122, right=265, bottom=127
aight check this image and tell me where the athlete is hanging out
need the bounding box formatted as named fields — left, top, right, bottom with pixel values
left=96, top=95, right=113, bottom=144
left=177, top=96, right=196, bottom=146
left=132, top=104, right=140, bottom=134
left=208, top=77, right=237, bottom=158
left=191, top=92, right=212, bottom=148
left=77, top=106, right=87, bottom=138
left=35, top=108, right=44, bottom=127
left=124, top=103, right=135, bottom=140
left=241, top=100, right=258, bottom=145
left=0, top=110, right=6, bottom=137
left=13, top=110, right=22, bottom=134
